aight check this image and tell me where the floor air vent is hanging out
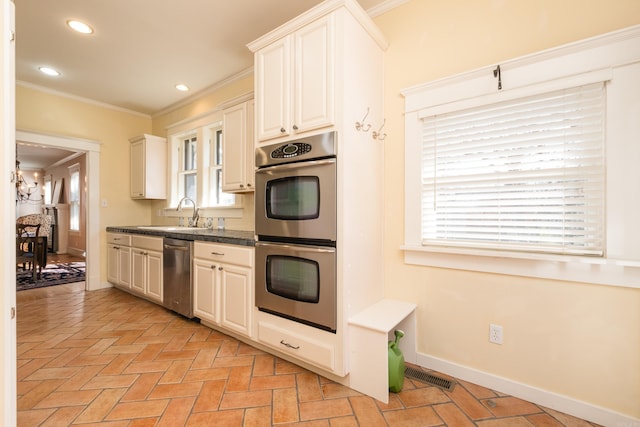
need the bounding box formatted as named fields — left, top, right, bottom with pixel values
left=404, top=366, right=456, bottom=392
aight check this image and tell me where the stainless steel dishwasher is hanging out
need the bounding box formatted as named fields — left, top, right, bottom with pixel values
left=162, top=238, right=194, bottom=318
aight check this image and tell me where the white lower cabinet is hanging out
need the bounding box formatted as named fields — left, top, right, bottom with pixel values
left=107, top=233, right=131, bottom=289
left=193, top=257, right=218, bottom=323
left=193, top=241, right=254, bottom=338
left=257, top=317, right=336, bottom=371
left=130, top=235, right=163, bottom=304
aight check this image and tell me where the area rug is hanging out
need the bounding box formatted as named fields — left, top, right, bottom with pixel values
left=16, top=262, right=86, bottom=291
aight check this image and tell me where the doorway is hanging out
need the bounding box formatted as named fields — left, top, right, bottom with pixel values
left=15, top=129, right=102, bottom=292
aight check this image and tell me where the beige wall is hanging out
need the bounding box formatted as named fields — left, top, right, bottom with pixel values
left=374, top=0, right=640, bottom=418
left=151, top=74, right=253, bottom=135
left=10, top=0, right=640, bottom=419
left=16, top=84, right=153, bottom=280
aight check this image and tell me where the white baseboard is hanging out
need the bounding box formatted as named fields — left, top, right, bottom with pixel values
left=416, top=353, right=639, bottom=427
left=66, top=247, right=86, bottom=258
left=93, top=281, right=113, bottom=291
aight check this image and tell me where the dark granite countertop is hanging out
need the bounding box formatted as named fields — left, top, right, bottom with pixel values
left=106, top=226, right=255, bottom=247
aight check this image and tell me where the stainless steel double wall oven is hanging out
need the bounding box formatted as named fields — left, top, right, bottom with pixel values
left=255, top=132, right=337, bottom=332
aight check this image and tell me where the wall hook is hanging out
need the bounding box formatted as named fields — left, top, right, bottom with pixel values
left=493, top=65, right=502, bottom=90
left=372, top=119, right=386, bottom=141
left=355, top=108, right=372, bottom=132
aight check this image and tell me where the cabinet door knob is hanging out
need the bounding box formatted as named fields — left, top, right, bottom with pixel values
left=280, top=127, right=286, bottom=133
left=292, top=124, right=299, bottom=131
left=247, top=183, right=252, bottom=187
left=240, top=184, right=244, bottom=188
left=218, top=266, right=223, bottom=271
left=210, top=265, right=216, bottom=269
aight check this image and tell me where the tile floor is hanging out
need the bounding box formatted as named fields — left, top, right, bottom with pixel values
left=16, top=281, right=600, bottom=426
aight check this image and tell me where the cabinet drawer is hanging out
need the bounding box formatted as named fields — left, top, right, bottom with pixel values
left=258, top=320, right=334, bottom=371
left=107, top=233, right=131, bottom=246
left=194, top=242, right=253, bottom=267
left=131, top=235, right=163, bottom=252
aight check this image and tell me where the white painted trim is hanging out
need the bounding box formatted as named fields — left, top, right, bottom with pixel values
left=402, top=25, right=640, bottom=286
left=365, top=0, right=409, bottom=18
left=217, top=91, right=254, bottom=111
left=247, top=0, right=388, bottom=52
left=403, top=245, right=640, bottom=289
left=16, top=80, right=151, bottom=119
left=402, top=25, right=640, bottom=112
left=416, top=352, right=640, bottom=427
left=153, top=68, right=254, bottom=119
left=165, top=109, right=223, bottom=134
left=15, top=130, right=102, bottom=292
left=2, top=1, right=17, bottom=424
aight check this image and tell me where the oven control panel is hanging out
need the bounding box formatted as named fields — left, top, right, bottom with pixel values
left=255, top=131, right=336, bottom=168
left=271, top=142, right=312, bottom=159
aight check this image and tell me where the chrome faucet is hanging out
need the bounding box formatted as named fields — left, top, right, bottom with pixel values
left=176, top=197, right=199, bottom=227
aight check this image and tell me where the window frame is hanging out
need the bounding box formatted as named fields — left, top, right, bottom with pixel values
left=166, top=110, right=242, bottom=217
left=178, top=133, right=198, bottom=202
left=401, top=26, right=640, bottom=288
left=68, top=163, right=81, bottom=232
left=419, top=82, right=606, bottom=256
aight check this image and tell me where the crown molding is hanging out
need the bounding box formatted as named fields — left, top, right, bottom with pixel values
left=16, top=81, right=151, bottom=119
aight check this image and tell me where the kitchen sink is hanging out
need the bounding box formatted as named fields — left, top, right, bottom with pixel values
left=136, top=226, right=207, bottom=231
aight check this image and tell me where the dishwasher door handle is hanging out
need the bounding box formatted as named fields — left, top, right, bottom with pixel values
left=164, top=244, right=190, bottom=251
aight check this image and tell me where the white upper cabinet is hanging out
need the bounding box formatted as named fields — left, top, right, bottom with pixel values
left=254, top=14, right=334, bottom=142
left=248, top=0, right=388, bottom=378
left=222, top=99, right=255, bottom=192
left=129, top=134, right=167, bottom=199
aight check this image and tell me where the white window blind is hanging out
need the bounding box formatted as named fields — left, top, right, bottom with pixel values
left=421, top=82, right=605, bottom=256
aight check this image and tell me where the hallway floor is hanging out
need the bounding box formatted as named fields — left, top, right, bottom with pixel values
left=17, top=282, right=600, bottom=426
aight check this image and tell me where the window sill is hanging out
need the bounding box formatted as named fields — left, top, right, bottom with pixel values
left=402, top=244, right=640, bottom=289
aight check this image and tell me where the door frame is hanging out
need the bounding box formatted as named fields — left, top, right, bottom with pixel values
left=16, top=130, right=102, bottom=292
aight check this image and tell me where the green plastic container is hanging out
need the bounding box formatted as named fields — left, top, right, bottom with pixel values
left=388, top=330, right=405, bottom=393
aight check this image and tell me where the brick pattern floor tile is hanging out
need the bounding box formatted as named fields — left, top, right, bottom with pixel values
left=16, top=282, right=602, bottom=426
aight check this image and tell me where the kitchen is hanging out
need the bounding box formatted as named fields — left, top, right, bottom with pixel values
left=3, top=0, right=640, bottom=426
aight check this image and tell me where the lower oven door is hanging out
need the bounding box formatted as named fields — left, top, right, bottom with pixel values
left=255, top=241, right=337, bottom=332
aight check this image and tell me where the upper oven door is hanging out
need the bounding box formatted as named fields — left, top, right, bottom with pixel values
left=256, top=158, right=336, bottom=242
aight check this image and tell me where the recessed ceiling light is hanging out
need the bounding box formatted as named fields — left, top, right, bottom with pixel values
left=175, top=84, right=190, bottom=92
left=67, top=20, right=93, bottom=34
left=39, top=67, right=61, bottom=76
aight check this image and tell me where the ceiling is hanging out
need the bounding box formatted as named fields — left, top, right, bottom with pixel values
left=15, top=0, right=392, bottom=169
left=16, top=143, right=78, bottom=170
left=15, top=0, right=389, bottom=117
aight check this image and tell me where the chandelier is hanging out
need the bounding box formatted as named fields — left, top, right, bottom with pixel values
left=15, top=151, right=41, bottom=203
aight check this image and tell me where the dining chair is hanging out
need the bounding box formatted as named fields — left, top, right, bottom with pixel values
left=16, top=223, right=41, bottom=281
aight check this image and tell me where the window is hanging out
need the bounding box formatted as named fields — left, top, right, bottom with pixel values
left=420, top=83, right=605, bottom=256
left=43, top=175, right=52, bottom=205
left=167, top=112, right=236, bottom=209
left=68, top=164, right=80, bottom=231
left=402, top=26, right=640, bottom=288
left=179, top=135, right=197, bottom=201
left=209, top=128, right=235, bottom=206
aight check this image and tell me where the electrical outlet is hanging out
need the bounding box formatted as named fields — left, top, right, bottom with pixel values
left=489, top=324, right=503, bottom=344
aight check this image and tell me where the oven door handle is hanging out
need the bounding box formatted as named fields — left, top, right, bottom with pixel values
left=255, top=241, right=335, bottom=253
left=255, top=157, right=335, bottom=173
